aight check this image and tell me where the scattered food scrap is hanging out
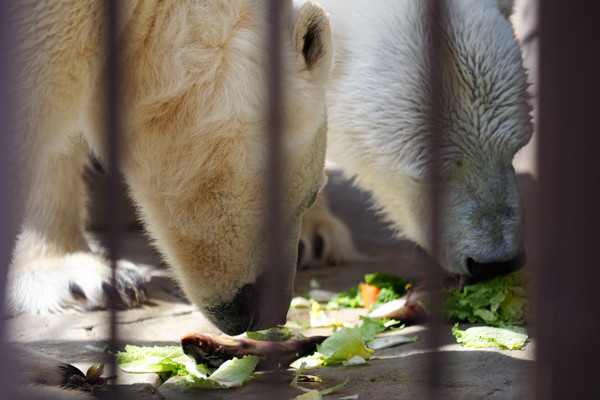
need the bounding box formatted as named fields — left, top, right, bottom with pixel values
left=452, top=324, right=528, bottom=350
left=291, top=361, right=350, bottom=398
left=327, top=272, right=412, bottom=311
left=290, top=316, right=412, bottom=369
left=116, top=345, right=259, bottom=388
left=246, top=326, right=293, bottom=341
left=368, top=286, right=429, bottom=324
left=444, top=269, right=529, bottom=326
left=181, top=332, right=327, bottom=370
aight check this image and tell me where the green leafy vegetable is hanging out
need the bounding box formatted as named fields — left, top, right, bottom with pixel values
left=205, top=355, right=259, bottom=385
left=444, top=270, right=529, bottom=326
left=328, top=272, right=413, bottom=310
left=364, top=272, right=410, bottom=296
left=116, top=345, right=191, bottom=374
left=327, top=286, right=362, bottom=309
left=116, top=345, right=258, bottom=389
left=452, top=324, right=528, bottom=350
left=246, top=326, right=292, bottom=341
left=317, top=327, right=373, bottom=366
left=358, top=316, right=388, bottom=346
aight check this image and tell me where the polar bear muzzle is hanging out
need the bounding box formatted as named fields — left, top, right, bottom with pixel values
left=203, top=271, right=291, bottom=335
left=466, top=252, right=526, bottom=282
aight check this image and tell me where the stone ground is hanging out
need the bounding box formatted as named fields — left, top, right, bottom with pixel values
left=5, top=171, right=536, bottom=399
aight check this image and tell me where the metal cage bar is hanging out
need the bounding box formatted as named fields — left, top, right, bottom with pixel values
left=534, top=1, right=600, bottom=398
left=105, top=1, right=123, bottom=398
left=424, top=0, right=446, bottom=396
left=5, top=0, right=600, bottom=399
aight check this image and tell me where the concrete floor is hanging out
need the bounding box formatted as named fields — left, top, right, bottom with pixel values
left=5, top=171, right=536, bottom=399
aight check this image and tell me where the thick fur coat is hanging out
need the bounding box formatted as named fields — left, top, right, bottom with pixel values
left=8, top=0, right=332, bottom=335
left=302, top=0, right=532, bottom=277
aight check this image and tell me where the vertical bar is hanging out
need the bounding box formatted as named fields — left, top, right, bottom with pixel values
left=535, top=1, right=600, bottom=399
left=425, top=0, right=444, bottom=397
left=0, top=3, right=20, bottom=398
left=105, top=0, right=122, bottom=397
left=266, top=0, right=283, bottom=258
left=263, top=1, right=285, bottom=398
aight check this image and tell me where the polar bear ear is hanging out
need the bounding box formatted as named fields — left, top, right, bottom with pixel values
left=292, top=1, right=332, bottom=85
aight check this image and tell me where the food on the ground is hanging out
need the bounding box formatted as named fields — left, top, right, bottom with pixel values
left=246, top=326, right=293, bottom=341
left=116, top=344, right=259, bottom=388
left=369, top=333, right=417, bottom=350
left=359, top=283, right=380, bottom=308
left=181, top=333, right=327, bottom=370
left=444, top=270, right=529, bottom=326
left=116, top=345, right=209, bottom=380
left=163, top=355, right=260, bottom=389
left=309, top=301, right=347, bottom=328
left=368, top=287, right=428, bottom=324
left=452, top=324, right=528, bottom=350
left=292, top=390, right=322, bottom=400
left=291, top=361, right=350, bottom=398
left=329, top=272, right=413, bottom=310
left=291, top=322, right=380, bottom=368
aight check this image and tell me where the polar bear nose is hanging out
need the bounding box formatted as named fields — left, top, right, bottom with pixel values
left=203, top=284, right=258, bottom=335
left=466, top=252, right=526, bottom=281
left=203, top=272, right=291, bottom=335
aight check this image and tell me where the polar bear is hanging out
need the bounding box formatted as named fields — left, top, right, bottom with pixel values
left=299, top=0, right=532, bottom=279
left=7, top=0, right=332, bottom=335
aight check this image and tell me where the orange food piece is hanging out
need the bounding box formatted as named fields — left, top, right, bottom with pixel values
left=360, top=283, right=381, bottom=309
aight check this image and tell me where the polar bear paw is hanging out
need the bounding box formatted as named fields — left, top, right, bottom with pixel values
left=299, top=193, right=372, bottom=269
left=7, top=253, right=148, bottom=315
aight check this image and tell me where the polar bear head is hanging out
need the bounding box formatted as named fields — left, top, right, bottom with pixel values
left=123, top=1, right=331, bottom=334
left=419, top=1, right=533, bottom=279
left=324, top=0, right=531, bottom=280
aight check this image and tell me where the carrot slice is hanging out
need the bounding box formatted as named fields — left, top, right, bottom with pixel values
left=360, top=283, right=381, bottom=309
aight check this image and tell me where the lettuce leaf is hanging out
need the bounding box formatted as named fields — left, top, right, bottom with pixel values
left=358, top=316, right=388, bottom=346
left=328, top=286, right=363, bottom=309
left=328, top=272, right=412, bottom=310
left=452, top=324, right=528, bottom=350
left=364, top=272, right=410, bottom=297
left=203, top=355, right=259, bottom=386
left=317, top=327, right=373, bottom=366
left=116, top=345, right=258, bottom=388
left=444, top=270, right=529, bottom=326
left=246, top=326, right=292, bottom=341
left=116, top=345, right=191, bottom=374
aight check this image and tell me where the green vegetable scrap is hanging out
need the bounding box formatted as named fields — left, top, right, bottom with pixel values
left=327, top=286, right=362, bottom=309
left=198, top=355, right=259, bottom=386
left=452, top=324, right=528, bottom=350
left=444, top=270, right=529, bottom=326
left=116, top=345, right=258, bottom=389
left=328, top=272, right=412, bottom=310
left=290, top=326, right=374, bottom=369
left=115, top=345, right=197, bottom=380
left=364, top=272, right=410, bottom=298
left=316, top=327, right=373, bottom=366
left=246, top=326, right=293, bottom=341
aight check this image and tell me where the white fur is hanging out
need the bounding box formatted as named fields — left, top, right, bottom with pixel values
left=309, top=0, right=532, bottom=275
left=8, top=0, right=332, bottom=334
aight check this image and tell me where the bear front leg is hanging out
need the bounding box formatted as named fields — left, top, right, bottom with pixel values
left=6, top=137, right=147, bottom=315
left=299, top=191, right=373, bottom=269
